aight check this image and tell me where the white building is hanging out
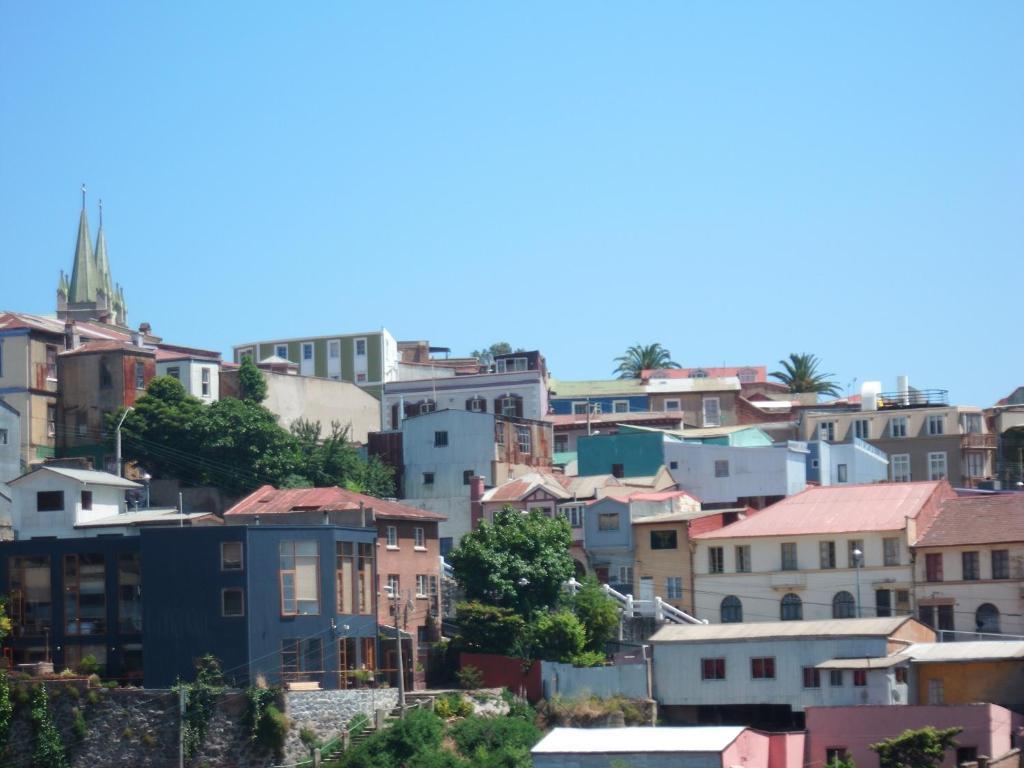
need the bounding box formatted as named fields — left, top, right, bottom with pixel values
left=912, top=494, right=1024, bottom=637
left=649, top=616, right=934, bottom=717
left=665, top=441, right=808, bottom=507
left=155, top=347, right=220, bottom=402
left=382, top=369, right=548, bottom=430
left=692, top=481, right=957, bottom=625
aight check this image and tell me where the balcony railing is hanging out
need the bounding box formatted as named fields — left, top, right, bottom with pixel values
left=961, top=433, right=997, bottom=450
left=876, top=389, right=949, bottom=409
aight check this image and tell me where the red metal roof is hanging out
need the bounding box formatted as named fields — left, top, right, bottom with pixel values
left=695, top=481, right=954, bottom=539
left=224, top=485, right=445, bottom=521
left=59, top=340, right=155, bottom=356
left=481, top=472, right=571, bottom=503
left=915, top=494, right=1024, bottom=547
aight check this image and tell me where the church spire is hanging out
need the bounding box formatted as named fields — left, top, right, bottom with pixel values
left=94, top=198, right=115, bottom=306
left=67, top=184, right=97, bottom=304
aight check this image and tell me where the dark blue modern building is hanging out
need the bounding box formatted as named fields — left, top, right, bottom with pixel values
left=1, top=523, right=382, bottom=689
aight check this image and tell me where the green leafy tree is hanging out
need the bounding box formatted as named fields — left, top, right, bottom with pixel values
left=0, top=600, right=11, bottom=754
left=238, top=357, right=269, bottom=403
left=113, top=376, right=207, bottom=485
left=448, top=507, right=574, bottom=618
left=453, top=603, right=526, bottom=656
left=527, top=610, right=586, bottom=663
left=870, top=726, right=962, bottom=768
left=770, top=353, right=841, bottom=397
left=291, top=419, right=395, bottom=498
left=571, top=576, right=620, bottom=653
left=612, top=343, right=680, bottom=379
left=471, top=342, right=527, bottom=363
left=826, top=755, right=856, bottom=768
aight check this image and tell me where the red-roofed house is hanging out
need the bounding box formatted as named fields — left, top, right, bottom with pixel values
left=224, top=484, right=445, bottom=688
left=154, top=344, right=221, bottom=402
left=912, top=493, right=1024, bottom=637
left=692, top=481, right=957, bottom=625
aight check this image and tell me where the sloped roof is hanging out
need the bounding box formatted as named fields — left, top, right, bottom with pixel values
left=642, top=366, right=766, bottom=382
left=903, top=641, right=1024, bottom=662
left=560, top=474, right=621, bottom=499
left=695, top=482, right=948, bottom=539
left=9, top=466, right=141, bottom=488
left=548, top=411, right=686, bottom=428
left=644, top=376, right=741, bottom=393
left=60, top=340, right=155, bottom=356
left=816, top=655, right=909, bottom=669
left=650, top=616, right=915, bottom=643
left=224, top=485, right=445, bottom=521
left=481, top=472, right=572, bottom=503
left=914, top=494, right=1024, bottom=547
left=532, top=727, right=746, bottom=755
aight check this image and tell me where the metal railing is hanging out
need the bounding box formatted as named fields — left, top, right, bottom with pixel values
left=875, top=389, right=949, bottom=409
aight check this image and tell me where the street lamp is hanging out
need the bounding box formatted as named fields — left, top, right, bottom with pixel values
left=114, top=407, right=134, bottom=478
left=853, top=548, right=863, bottom=618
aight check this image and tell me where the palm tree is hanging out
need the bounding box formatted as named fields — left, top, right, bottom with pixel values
left=612, top=343, right=680, bottom=379
left=770, top=353, right=841, bottom=397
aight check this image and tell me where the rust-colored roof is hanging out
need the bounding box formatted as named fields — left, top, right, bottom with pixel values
left=695, top=482, right=952, bottom=540
left=915, top=494, right=1024, bottom=547
left=481, top=472, right=572, bottom=503
left=59, top=340, right=155, bottom=356
left=224, top=485, right=445, bottom=521
left=548, top=411, right=686, bottom=428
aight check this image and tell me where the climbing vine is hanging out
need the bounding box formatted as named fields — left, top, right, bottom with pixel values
left=245, top=685, right=289, bottom=758
left=0, top=671, right=12, bottom=754
left=31, top=684, right=68, bottom=768
left=176, top=655, right=225, bottom=761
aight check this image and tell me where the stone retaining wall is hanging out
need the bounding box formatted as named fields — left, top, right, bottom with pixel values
left=283, top=688, right=400, bottom=764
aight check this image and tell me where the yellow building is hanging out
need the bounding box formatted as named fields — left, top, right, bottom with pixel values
left=907, top=641, right=1024, bottom=713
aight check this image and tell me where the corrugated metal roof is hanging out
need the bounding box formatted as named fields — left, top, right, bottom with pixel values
left=531, top=727, right=746, bottom=754
left=481, top=472, right=571, bottom=503
left=224, top=485, right=445, bottom=521
left=548, top=411, right=685, bottom=428
left=77, top=510, right=214, bottom=527
left=914, top=495, right=1024, bottom=547
left=695, top=482, right=948, bottom=539
left=650, top=616, right=914, bottom=643
left=816, top=655, right=908, bottom=669
left=9, top=466, right=141, bottom=489
left=548, top=379, right=647, bottom=398
left=903, top=642, right=1024, bottom=662
left=644, top=376, right=741, bottom=393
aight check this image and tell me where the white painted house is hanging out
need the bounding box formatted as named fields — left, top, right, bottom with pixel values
left=665, top=440, right=808, bottom=507
left=9, top=465, right=141, bottom=538
left=155, top=346, right=221, bottom=402
left=691, top=482, right=956, bottom=625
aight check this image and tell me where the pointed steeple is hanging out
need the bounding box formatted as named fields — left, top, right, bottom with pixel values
left=67, top=184, right=97, bottom=304
left=57, top=269, right=68, bottom=296
left=94, top=198, right=115, bottom=304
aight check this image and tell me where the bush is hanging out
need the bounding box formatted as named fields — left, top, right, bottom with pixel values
left=571, top=577, right=620, bottom=653
left=527, top=611, right=585, bottom=663
left=77, top=655, right=101, bottom=677
left=473, top=743, right=532, bottom=768
left=407, top=750, right=471, bottom=768
left=449, top=715, right=541, bottom=758
left=255, top=705, right=289, bottom=758
left=456, top=665, right=484, bottom=691
left=569, top=650, right=607, bottom=668
left=141, top=732, right=157, bottom=748
left=0, top=672, right=11, bottom=752
left=435, top=693, right=473, bottom=719
left=30, top=684, right=68, bottom=768
left=299, top=726, right=319, bottom=751
left=455, top=603, right=526, bottom=656
left=71, top=707, right=87, bottom=740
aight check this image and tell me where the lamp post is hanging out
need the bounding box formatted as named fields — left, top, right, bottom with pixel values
left=114, top=406, right=134, bottom=477
left=384, top=585, right=405, bottom=714
left=853, top=548, right=863, bottom=618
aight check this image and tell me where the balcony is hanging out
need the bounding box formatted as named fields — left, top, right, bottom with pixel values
left=770, top=571, right=806, bottom=590
left=876, top=389, right=949, bottom=410
left=961, top=433, right=997, bottom=450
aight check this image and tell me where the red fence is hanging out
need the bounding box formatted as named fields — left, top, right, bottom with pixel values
left=459, top=652, right=543, bottom=702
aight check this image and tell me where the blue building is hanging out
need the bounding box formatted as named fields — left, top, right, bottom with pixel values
left=548, top=379, right=649, bottom=416
left=1, top=523, right=382, bottom=689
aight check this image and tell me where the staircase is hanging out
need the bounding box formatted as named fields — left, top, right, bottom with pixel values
left=564, top=578, right=706, bottom=625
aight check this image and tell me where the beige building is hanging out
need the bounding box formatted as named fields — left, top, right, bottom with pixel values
left=799, top=388, right=995, bottom=488
left=644, top=376, right=742, bottom=428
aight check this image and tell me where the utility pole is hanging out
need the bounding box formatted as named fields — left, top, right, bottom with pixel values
left=387, top=586, right=406, bottom=714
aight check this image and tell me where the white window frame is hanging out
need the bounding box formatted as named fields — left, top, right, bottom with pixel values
left=666, top=577, right=683, bottom=600
left=928, top=451, right=948, bottom=480
left=414, top=527, right=425, bottom=549
left=966, top=452, right=985, bottom=478
left=302, top=342, right=314, bottom=361
left=572, top=401, right=589, bottom=415
left=328, top=340, right=340, bottom=359
left=962, top=413, right=982, bottom=434
left=469, top=397, right=486, bottom=413
left=854, top=419, right=870, bottom=439
left=275, top=344, right=288, bottom=359
left=517, top=426, right=531, bottom=454
left=617, top=565, right=633, bottom=586
left=818, top=421, right=835, bottom=441
left=201, top=367, right=211, bottom=397
left=386, top=525, right=398, bottom=548
left=416, top=574, right=429, bottom=598
left=890, top=416, right=908, bottom=438
left=554, top=434, right=569, bottom=453
left=836, top=464, right=848, bottom=483
left=891, top=453, right=911, bottom=482
left=702, top=396, right=721, bottom=427
left=355, top=338, right=367, bottom=357
left=664, top=399, right=681, bottom=412
left=613, top=400, right=629, bottom=414
left=236, top=347, right=254, bottom=362
left=927, top=414, right=945, bottom=436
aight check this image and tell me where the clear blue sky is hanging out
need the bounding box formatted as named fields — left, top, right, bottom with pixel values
left=2, top=3, right=1021, bottom=405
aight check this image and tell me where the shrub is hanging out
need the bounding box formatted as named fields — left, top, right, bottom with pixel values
left=436, top=693, right=473, bottom=719
left=76, top=655, right=101, bottom=676
left=141, top=732, right=157, bottom=748
left=255, top=705, right=289, bottom=758
left=71, top=707, right=87, bottom=740
left=571, top=576, right=620, bottom=653
left=30, top=684, right=68, bottom=768
left=85, top=689, right=101, bottom=706
left=299, top=725, right=319, bottom=751
left=449, top=715, right=541, bottom=757
left=456, top=664, right=484, bottom=691
left=569, top=650, right=606, bottom=668
left=0, top=672, right=12, bottom=752
left=454, top=603, right=526, bottom=656
left=122, top=727, right=135, bottom=740
left=527, top=611, right=585, bottom=663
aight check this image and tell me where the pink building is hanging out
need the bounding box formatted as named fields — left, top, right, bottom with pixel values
left=805, top=704, right=1024, bottom=768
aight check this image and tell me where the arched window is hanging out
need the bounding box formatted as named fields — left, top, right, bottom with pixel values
left=832, top=591, right=856, bottom=619
left=976, top=603, right=1001, bottom=634
left=780, top=593, right=803, bottom=621
left=721, top=596, right=743, bottom=623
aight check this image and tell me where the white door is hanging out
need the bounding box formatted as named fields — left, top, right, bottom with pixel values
left=639, top=576, right=654, bottom=604
left=300, top=342, right=315, bottom=376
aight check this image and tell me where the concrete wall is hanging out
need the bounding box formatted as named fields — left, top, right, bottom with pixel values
left=221, top=368, right=381, bottom=444
left=0, top=330, right=60, bottom=467
left=914, top=659, right=1024, bottom=712
left=693, top=530, right=913, bottom=624
left=665, top=441, right=808, bottom=506
left=804, top=704, right=1022, bottom=768
left=723, top=729, right=773, bottom=768
left=283, top=688, right=399, bottom=764
left=651, top=635, right=895, bottom=710
left=540, top=660, right=649, bottom=700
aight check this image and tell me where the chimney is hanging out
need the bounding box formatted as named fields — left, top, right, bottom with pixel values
left=131, top=330, right=143, bottom=347
left=359, top=501, right=366, bottom=528
left=138, top=322, right=152, bottom=336
left=64, top=321, right=80, bottom=351
left=470, top=475, right=485, bottom=529
left=323, top=511, right=329, bottom=526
